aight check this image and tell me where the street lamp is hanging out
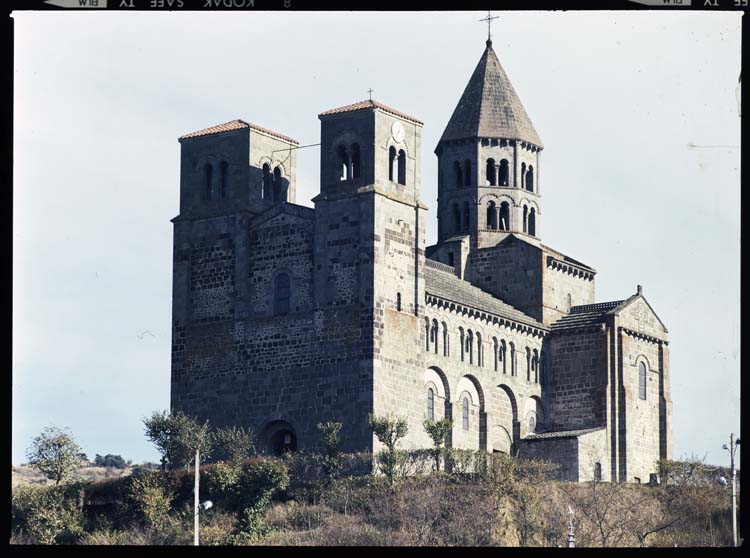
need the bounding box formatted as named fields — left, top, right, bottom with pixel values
left=722, top=433, right=741, bottom=547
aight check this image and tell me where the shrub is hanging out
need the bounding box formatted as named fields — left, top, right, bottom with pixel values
left=12, top=485, right=85, bottom=544
left=94, top=454, right=128, bottom=469
left=128, top=470, right=174, bottom=532
left=368, top=414, right=409, bottom=485
left=317, top=421, right=343, bottom=483
left=143, top=410, right=211, bottom=471
left=209, top=426, right=255, bottom=466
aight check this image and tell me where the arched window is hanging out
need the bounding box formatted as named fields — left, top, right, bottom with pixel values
left=397, top=150, right=407, bottom=185
left=464, top=159, right=472, bottom=187
left=262, top=163, right=272, bottom=200
left=463, top=202, right=470, bottom=231
left=487, top=201, right=497, bottom=230
left=639, top=361, right=647, bottom=400
left=425, top=318, right=431, bottom=351
left=389, top=147, right=397, bottom=182
left=567, top=293, right=572, bottom=312
left=476, top=332, right=482, bottom=367
left=532, top=349, right=539, bottom=383
left=204, top=163, right=213, bottom=201
left=219, top=161, right=228, bottom=199
left=594, top=462, right=602, bottom=481
left=431, top=319, right=439, bottom=354
left=338, top=145, right=350, bottom=181
left=520, top=162, right=526, bottom=188
left=528, top=208, right=536, bottom=236
left=540, top=350, right=546, bottom=385
left=454, top=161, right=462, bottom=186
left=273, top=167, right=283, bottom=202
left=452, top=204, right=461, bottom=233
left=275, top=273, right=290, bottom=315
left=526, top=165, right=534, bottom=192
left=526, top=347, right=532, bottom=381
left=459, top=327, right=465, bottom=361
left=493, top=338, right=498, bottom=371
left=499, top=202, right=510, bottom=231
left=442, top=322, right=449, bottom=357
left=396, top=292, right=402, bottom=312
left=466, top=329, right=473, bottom=364
left=486, top=158, right=497, bottom=186
left=499, top=159, right=509, bottom=186
left=500, top=339, right=507, bottom=374
left=528, top=415, right=536, bottom=433
left=427, top=388, right=435, bottom=420
left=351, top=143, right=361, bottom=180
left=509, top=342, right=516, bottom=376
left=462, top=397, right=469, bottom=430
left=522, top=205, right=529, bottom=233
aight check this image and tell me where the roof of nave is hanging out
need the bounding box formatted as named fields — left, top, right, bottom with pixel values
left=318, top=99, right=424, bottom=126
left=179, top=119, right=300, bottom=145
left=424, top=265, right=547, bottom=331
left=438, top=40, right=543, bottom=148
left=523, top=427, right=605, bottom=440
left=541, top=243, right=596, bottom=273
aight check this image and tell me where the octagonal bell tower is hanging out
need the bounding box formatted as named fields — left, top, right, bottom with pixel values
left=435, top=39, right=543, bottom=248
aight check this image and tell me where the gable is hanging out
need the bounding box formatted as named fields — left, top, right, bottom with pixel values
left=615, top=296, right=668, bottom=339
left=249, top=203, right=315, bottom=230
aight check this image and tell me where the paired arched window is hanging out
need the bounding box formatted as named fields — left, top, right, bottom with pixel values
left=275, top=273, right=291, bottom=315
left=397, top=150, right=406, bottom=185
left=273, top=167, right=284, bottom=202
left=464, top=159, right=472, bottom=187
left=462, top=397, right=470, bottom=430
left=639, top=361, right=647, bottom=400
left=499, top=202, right=510, bottom=231
left=430, top=319, right=439, bottom=354
left=262, top=163, right=273, bottom=200
left=442, top=322, right=449, bottom=357
left=351, top=143, right=361, bottom=180
left=487, top=201, right=497, bottom=230
left=498, top=159, right=509, bottom=186
left=219, top=161, right=228, bottom=199
left=204, top=163, right=213, bottom=201
left=452, top=204, right=461, bottom=233
left=465, top=329, right=474, bottom=364
left=522, top=205, right=528, bottom=233
left=486, top=158, right=497, bottom=186
left=463, top=202, right=470, bottom=231
left=338, top=145, right=350, bottom=181
left=526, top=165, right=534, bottom=192
left=499, top=339, right=507, bottom=374
left=509, top=342, right=516, bottom=376
left=427, top=387, right=435, bottom=420
left=454, top=161, right=463, bottom=186
left=528, top=208, right=536, bottom=237
left=389, top=147, right=397, bottom=182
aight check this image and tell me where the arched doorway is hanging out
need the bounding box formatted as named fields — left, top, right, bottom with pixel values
left=262, top=420, right=298, bottom=456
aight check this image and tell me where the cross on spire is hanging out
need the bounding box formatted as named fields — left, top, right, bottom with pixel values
left=479, top=11, right=499, bottom=44
left=368, top=88, right=374, bottom=101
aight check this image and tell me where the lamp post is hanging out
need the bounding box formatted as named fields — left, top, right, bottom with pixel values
left=722, top=433, right=741, bottom=547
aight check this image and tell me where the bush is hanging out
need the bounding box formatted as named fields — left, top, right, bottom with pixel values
left=209, top=426, right=255, bottom=466
left=12, top=484, right=85, bottom=544
left=128, top=470, right=174, bottom=532
left=94, top=454, right=128, bottom=469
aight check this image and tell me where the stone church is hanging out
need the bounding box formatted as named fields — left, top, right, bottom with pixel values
left=170, top=38, right=672, bottom=483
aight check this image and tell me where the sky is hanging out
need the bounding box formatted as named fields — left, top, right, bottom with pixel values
left=12, top=11, right=741, bottom=467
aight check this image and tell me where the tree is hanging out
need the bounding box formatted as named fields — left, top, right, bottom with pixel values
left=317, top=421, right=343, bottom=483
left=209, top=426, right=255, bottom=466
left=143, top=410, right=211, bottom=471
left=94, top=454, right=128, bottom=469
left=25, top=427, right=82, bottom=485
left=423, top=418, right=452, bottom=472
left=368, top=414, right=409, bottom=485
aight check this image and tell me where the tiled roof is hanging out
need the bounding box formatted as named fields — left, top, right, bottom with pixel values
left=524, top=427, right=605, bottom=440
left=319, top=99, right=423, bottom=126
left=180, top=119, right=299, bottom=145
left=424, top=265, right=546, bottom=331
left=550, top=300, right=626, bottom=332
left=439, top=40, right=543, bottom=147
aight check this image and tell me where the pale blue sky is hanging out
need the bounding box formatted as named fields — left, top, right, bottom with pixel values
left=12, top=11, right=741, bottom=466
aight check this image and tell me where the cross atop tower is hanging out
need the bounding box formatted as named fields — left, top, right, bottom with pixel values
left=479, top=11, right=499, bottom=44
left=368, top=88, right=374, bottom=101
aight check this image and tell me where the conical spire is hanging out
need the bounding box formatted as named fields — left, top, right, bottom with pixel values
left=439, top=41, right=543, bottom=148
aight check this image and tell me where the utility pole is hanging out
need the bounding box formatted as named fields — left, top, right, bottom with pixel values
left=567, top=505, right=576, bottom=548
left=723, top=433, right=741, bottom=547
left=194, top=449, right=200, bottom=546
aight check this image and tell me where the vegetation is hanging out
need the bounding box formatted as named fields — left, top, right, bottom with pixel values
left=143, top=411, right=211, bottom=470
left=25, top=427, right=83, bottom=485
left=12, top=421, right=738, bottom=546
left=94, top=454, right=130, bottom=469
